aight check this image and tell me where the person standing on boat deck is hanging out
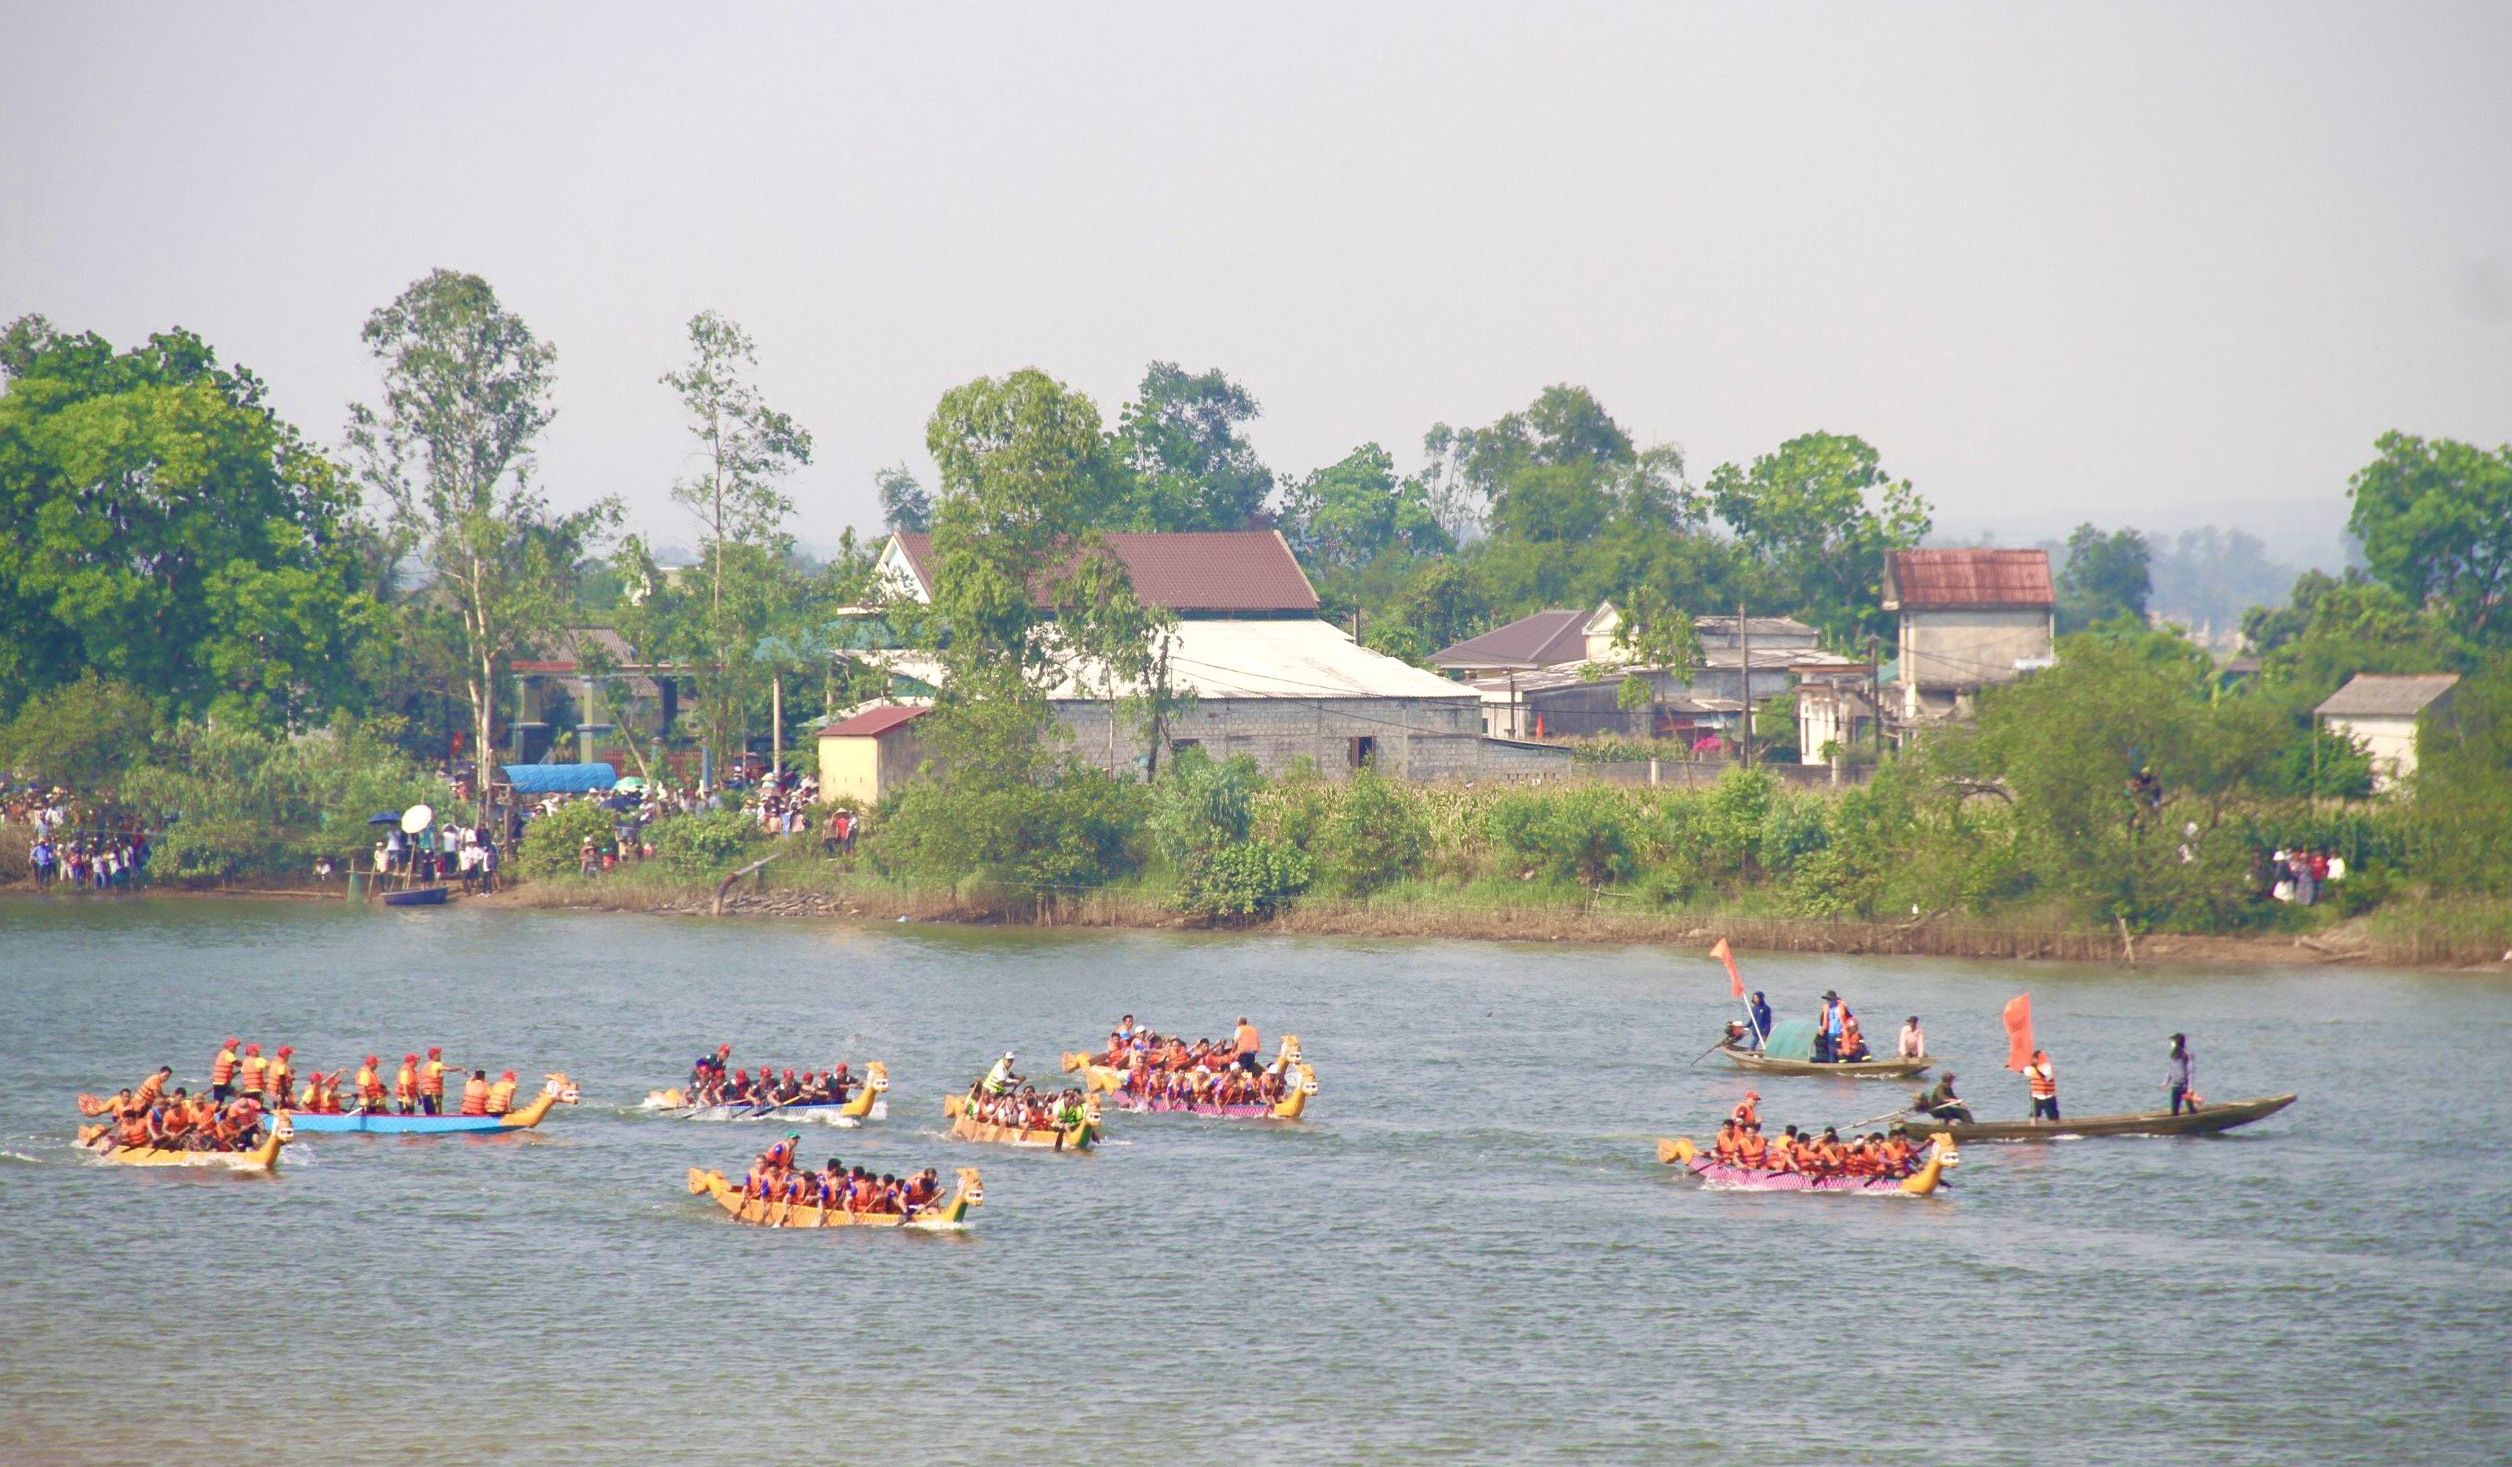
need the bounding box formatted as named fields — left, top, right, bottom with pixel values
left=1814, top=991, right=1848, bottom=1063
left=394, top=1053, right=419, bottom=1114
left=419, top=1047, right=448, bottom=1115
left=210, top=1039, right=239, bottom=1103
left=1898, top=1017, right=1925, bottom=1060
left=2166, top=1035, right=2196, bottom=1115
left=983, top=1052, right=1020, bottom=1096
left=1747, top=991, right=1773, bottom=1049
left=1234, top=1018, right=1263, bottom=1073
left=2025, top=1049, right=2060, bottom=1122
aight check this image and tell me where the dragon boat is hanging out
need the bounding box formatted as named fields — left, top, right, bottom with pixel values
left=941, top=1092, right=1101, bottom=1151
left=279, top=1074, right=580, bottom=1134
left=76, top=1115, right=295, bottom=1172
left=1060, top=1035, right=1316, bottom=1116
left=1656, top=1135, right=1956, bottom=1196
left=685, top=1165, right=983, bottom=1229
left=641, top=1063, right=889, bottom=1125
left=1902, top=1092, right=2297, bottom=1142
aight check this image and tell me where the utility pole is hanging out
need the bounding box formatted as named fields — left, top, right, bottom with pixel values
left=770, top=674, right=783, bottom=777
left=1738, top=602, right=1752, bottom=771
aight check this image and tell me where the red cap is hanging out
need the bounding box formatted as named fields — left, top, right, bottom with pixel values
left=735, top=1068, right=748, bottom=1080
left=366, top=1055, right=379, bottom=1065
left=405, top=1053, right=419, bottom=1063
left=244, top=1043, right=260, bottom=1053
left=718, top=1043, right=732, bottom=1054
left=428, top=1047, right=441, bottom=1056
left=224, top=1037, right=239, bottom=1047
left=278, top=1046, right=292, bottom=1057
left=783, top=1068, right=795, bottom=1080
left=501, top=1070, right=516, bottom=1080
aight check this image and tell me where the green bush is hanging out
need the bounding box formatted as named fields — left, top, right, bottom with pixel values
left=875, top=766, right=1148, bottom=898
left=1486, top=784, right=1642, bottom=891
left=122, top=718, right=450, bottom=881
left=1321, top=768, right=1429, bottom=895
left=648, top=807, right=766, bottom=876
left=1177, top=840, right=1314, bottom=920
left=515, top=800, right=623, bottom=879
left=1147, top=747, right=1259, bottom=866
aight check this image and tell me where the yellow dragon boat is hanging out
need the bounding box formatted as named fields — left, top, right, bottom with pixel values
left=76, top=1114, right=295, bottom=1172
left=686, top=1165, right=983, bottom=1228
left=941, top=1092, right=1101, bottom=1150
left=1060, top=1036, right=1314, bottom=1119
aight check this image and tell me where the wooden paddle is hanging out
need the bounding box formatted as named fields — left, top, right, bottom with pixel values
left=1686, top=1038, right=1732, bottom=1068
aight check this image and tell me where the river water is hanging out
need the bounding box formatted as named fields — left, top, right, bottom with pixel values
left=2, top=897, right=2506, bottom=1465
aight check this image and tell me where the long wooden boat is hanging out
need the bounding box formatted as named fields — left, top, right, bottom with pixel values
left=686, top=1166, right=982, bottom=1229
left=382, top=885, right=448, bottom=907
left=1902, top=1093, right=2297, bottom=1142
left=1655, top=1135, right=1954, bottom=1197
left=1104, top=1063, right=1318, bottom=1120
left=77, top=1115, right=294, bottom=1172
left=1714, top=1042, right=1931, bottom=1080
left=641, top=1063, right=889, bottom=1125
left=941, top=1093, right=1100, bottom=1150
left=282, top=1075, right=579, bottom=1134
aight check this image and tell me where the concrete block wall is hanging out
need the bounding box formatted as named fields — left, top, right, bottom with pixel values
left=1049, top=695, right=1571, bottom=782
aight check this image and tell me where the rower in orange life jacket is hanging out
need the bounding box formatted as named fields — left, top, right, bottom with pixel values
left=210, top=1039, right=240, bottom=1102
left=1712, top=1119, right=1742, bottom=1163
left=486, top=1071, right=518, bottom=1114
left=1729, top=1090, right=1761, bottom=1128
left=419, top=1047, right=448, bottom=1115
left=266, top=1047, right=293, bottom=1105
left=135, top=1067, right=172, bottom=1109
left=355, top=1057, right=385, bottom=1113
left=1736, top=1123, right=1770, bottom=1168
left=238, top=1044, right=267, bottom=1100
left=459, top=1070, right=490, bottom=1116
left=394, top=1054, right=420, bottom=1114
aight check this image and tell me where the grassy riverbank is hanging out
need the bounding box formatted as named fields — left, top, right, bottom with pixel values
left=480, top=861, right=2512, bottom=969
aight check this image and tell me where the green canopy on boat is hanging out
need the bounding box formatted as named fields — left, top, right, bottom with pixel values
left=1761, top=1019, right=1817, bottom=1061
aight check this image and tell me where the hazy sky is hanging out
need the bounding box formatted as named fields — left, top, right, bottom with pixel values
left=5, top=3, right=2507, bottom=564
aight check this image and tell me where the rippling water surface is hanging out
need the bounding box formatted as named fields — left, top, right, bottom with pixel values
left=3, top=897, right=2508, bottom=1464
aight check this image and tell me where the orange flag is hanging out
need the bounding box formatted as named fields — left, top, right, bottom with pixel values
left=2002, top=993, right=2035, bottom=1072
left=1711, top=938, right=1743, bottom=998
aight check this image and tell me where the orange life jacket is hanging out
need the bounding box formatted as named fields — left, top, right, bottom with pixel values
left=486, top=1078, right=517, bottom=1114
left=395, top=1064, right=418, bottom=1101
left=1737, top=1133, right=1769, bottom=1167
left=1729, top=1098, right=1760, bottom=1127
left=356, top=1066, right=383, bottom=1102
left=240, top=1056, right=267, bottom=1092
left=420, top=1060, right=446, bottom=1096
left=211, top=1047, right=239, bottom=1085
left=136, top=1073, right=167, bottom=1107
left=2027, top=1062, right=2057, bottom=1099
left=459, top=1078, right=489, bottom=1115
left=1713, top=1129, right=1741, bottom=1163
left=266, top=1060, right=291, bottom=1097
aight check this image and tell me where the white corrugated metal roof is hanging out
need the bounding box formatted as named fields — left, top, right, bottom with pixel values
left=859, top=620, right=1474, bottom=704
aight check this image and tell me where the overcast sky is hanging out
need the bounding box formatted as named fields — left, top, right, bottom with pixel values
left=5, top=3, right=2507, bottom=565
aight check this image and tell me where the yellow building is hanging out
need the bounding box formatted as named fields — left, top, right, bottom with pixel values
left=814, top=705, right=930, bottom=806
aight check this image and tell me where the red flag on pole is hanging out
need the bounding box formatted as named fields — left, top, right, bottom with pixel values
left=2002, top=993, right=2035, bottom=1072
left=1711, top=938, right=1743, bottom=998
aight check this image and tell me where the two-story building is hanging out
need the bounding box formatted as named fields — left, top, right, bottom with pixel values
left=1881, top=548, right=2056, bottom=727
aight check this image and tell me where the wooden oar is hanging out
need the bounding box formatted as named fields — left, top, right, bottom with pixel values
left=1839, top=1106, right=1914, bottom=1132
left=1686, top=1039, right=1731, bottom=1068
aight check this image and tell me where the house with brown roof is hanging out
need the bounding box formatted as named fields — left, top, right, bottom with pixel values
left=2314, top=673, right=2459, bottom=791
left=876, top=530, right=1322, bottom=618
left=816, top=703, right=931, bottom=805
left=1882, top=549, right=2056, bottom=726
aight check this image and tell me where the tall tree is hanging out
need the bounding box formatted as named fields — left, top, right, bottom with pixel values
left=875, top=462, right=930, bottom=532
left=1610, top=583, right=1703, bottom=743
left=1708, top=432, right=1931, bottom=644
left=0, top=315, right=385, bottom=727
left=347, top=270, right=617, bottom=787
left=2056, top=523, right=2153, bottom=634
left=1111, top=362, right=1274, bottom=530
left=1280, top=443, right=1451, bottom=569
left=2347, top=431, right=2512, bottom=641
left=660, top=310, right=813, bottom=780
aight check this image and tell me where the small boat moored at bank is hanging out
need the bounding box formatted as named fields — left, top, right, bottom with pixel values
left=1903, top=1093, right=2298, bottom=1142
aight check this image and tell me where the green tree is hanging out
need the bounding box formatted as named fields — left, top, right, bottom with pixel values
left=1610, top=583, right=1702, bottom=741
left=2241, top=568, right=2463, bottom=701
left=2056, top=523, right=2152, bottom=634
left=2347, top=432, right=2512, bottom=641
left=1708, top=432, right=1931, bottom=643
left=0, top=316, right=385, bottom=726
left=1280, top=443, right=1450, bottom=569
left=2413, top=658, right=2512, bottom=894
left=659, top=310, right=814, bottom=782
left=875, top=463, right=930, bottom=532
left=0, top=674, right=157, bottom=794
left=347, top=270, right=619, bottom=787
left=1111, top=362, right=1273, bottom=531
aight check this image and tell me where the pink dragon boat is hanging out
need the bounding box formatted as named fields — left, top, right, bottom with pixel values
left=1655, top=1136, right=1957, bottom=1197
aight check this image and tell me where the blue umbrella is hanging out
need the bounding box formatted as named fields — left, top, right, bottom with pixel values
left=366, top=812, right=401, bottom=826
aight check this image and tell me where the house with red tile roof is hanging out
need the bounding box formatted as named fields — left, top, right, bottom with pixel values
left=1882, top=548, right=2056, bottom=726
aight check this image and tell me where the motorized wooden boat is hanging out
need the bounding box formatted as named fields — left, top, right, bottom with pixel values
left=281, top=1075, right=579, bottom=1134
left=685, top=1165, right=983, bottom=1229
left=1103, top=1063, right=1318, bottom=1120
left=642, top=1063, right=889, bottom=1125
left=382, top=885, right=449, bottom=907
left=1902, top=1093, right=2297, bottom=1142
left=1715, top=1041, right=1931, bottom=1080
left=1655, top=1135, right=1954, bottom=1197
left=77, top=1115, right=294, bottom=1171
left=941, top=1093, right=1100, bottom=1151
